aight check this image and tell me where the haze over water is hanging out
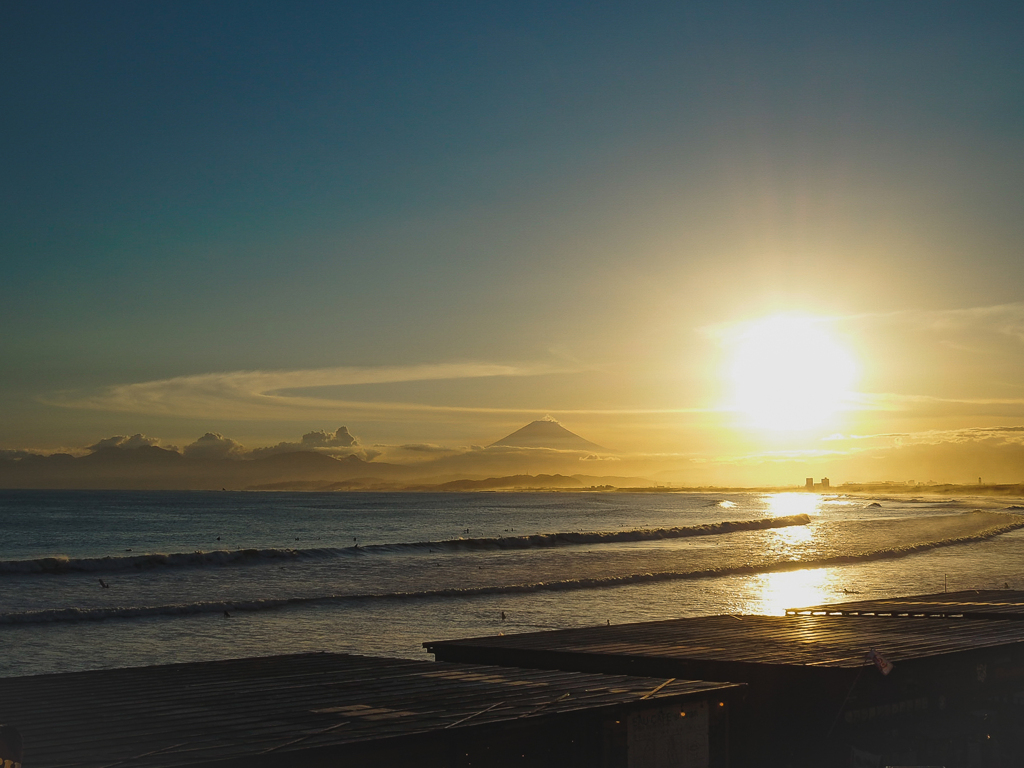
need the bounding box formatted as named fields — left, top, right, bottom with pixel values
left=4, top=489, right=1022, bottom=678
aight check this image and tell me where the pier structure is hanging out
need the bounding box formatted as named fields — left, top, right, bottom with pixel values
left=9, top=591, right=1024, bottom=767
left=0, top=652, right=741, bottom=768
left=785, top=588, right=1024, bottom=620
left=427, top=602, right=1024, bottom=767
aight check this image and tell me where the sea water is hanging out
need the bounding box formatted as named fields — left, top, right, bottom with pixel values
left=2, top=489, right=1023, bottom=678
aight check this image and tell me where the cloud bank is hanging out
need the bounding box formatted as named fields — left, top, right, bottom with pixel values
left=87, top=434, right=167, bottom=452
left=182, top=433, right=248, bottom=460
left=250, top=427, right=362, bottom=458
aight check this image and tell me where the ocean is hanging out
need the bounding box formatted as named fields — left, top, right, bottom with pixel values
left=3, top=489, right=1024, bottom=679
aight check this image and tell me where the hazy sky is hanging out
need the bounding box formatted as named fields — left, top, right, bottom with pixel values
left=4, top=2, right=1024, bottom=484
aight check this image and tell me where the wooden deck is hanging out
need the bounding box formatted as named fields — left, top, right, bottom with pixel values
left=0, top=652, right=741, bottom=768
left=785, top=588, right=1024, bottom=620
left=425, top=613, right=1024, bottom=767
left=425, top=612, right=1024, bottom=670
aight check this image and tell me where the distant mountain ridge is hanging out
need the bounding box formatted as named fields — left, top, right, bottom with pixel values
left=0, top=449, right=415, bottom=490
left=424, top=474, right=584, bottom=491
left=0, top=419, right=622, bottom=490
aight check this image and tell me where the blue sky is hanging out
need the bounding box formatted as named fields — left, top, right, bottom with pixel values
left=4, top=1, right=1024, bottom=483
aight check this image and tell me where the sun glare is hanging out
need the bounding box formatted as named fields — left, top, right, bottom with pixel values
left=755, top=569, right=831, bottom=615
left=727, top=315, right=857, bottom=431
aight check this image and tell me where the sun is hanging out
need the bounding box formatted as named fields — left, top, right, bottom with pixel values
left=727, top=315, right=857, bottom=431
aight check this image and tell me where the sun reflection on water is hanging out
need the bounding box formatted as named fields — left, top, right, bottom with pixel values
left=765, top=492, right=823, bottom=519
left=764, top=492, right=823, bottom=545
left=737, top=494, right=838, bottom=613
left=749, top=568, right=833, bottom=615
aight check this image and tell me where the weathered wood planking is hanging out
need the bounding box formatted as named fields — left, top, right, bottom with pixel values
left=425, top=612, right=1024, bottom=768
left=0, top=652, right=740, bottom=768
left=425, top=613, right=1024, bottom=669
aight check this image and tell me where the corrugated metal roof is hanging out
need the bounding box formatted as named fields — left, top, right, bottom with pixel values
left=425, top=613, right=1024, bottom=669
left=0, top=652, right=739, bottom=768
left=786, top=589, right=1024, bottom=619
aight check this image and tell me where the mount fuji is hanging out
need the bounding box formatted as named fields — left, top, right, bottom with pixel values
left=488, top=419, right=605, bottom=452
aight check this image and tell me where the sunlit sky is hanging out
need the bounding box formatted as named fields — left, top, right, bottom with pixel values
left=4, top=2, right=1024, bottom=484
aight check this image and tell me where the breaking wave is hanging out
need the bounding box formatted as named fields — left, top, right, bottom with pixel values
left=0, top=514, right=811, bottom=575
left=0, top=547, right=336, bottom=575
left=5, top=513, right=1021, bottom=626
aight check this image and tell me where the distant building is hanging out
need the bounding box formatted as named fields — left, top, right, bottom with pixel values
left=820, top=477, right=829, bottom=489
left=805, top=477, right=814, bottom=490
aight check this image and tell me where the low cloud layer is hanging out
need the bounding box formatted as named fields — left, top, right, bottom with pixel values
left=250, top=427, right=360, bottom=458
left=78, top=428, right=366, bottom=462
left=303, top=427, right=357, bottom=447
left=0, top=449, right=39, bottom=460
left=87, top=434, right=166, bottom=452
left=395, top=443, right=456, bottom=454
left=182, top=433, right=248, bottom=460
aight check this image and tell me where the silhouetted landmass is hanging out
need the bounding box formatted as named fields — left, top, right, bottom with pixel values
left=18, top=423, right=962, bottom=494
left=248, top=478, right=396, bottom=491
left=23, top=443, right=1024, bottom=496
left=0, top=419, right=633, bottom=491
left=248, top=474, right=661, bottom=492
left=839, top=482, right=1024, bottom=496
left=0, top=448, right=415, bottom=490
left=572, top=475, right=654, bottom=487
left=16, top=446, right=1024, bottom=497
left=414, top=474, right=585, bottom=491
left=0, top=446, right=656, bottom=492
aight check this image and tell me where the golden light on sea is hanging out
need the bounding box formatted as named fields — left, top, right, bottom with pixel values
left=765, top=492, right=822, bottom=520
left=752, top=493, right=828, bottom=612
left=754, top=568, right=832, bottom=615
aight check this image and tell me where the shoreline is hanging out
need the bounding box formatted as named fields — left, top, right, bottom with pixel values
left=4, top=481, right=1024, bottom=496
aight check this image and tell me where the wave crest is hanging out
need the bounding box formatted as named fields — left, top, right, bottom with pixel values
left=6, top=514, right=1020, bottom=627
left=0, top=547, right=337, bottom=575
left=0, top=515, right=810, bottom=575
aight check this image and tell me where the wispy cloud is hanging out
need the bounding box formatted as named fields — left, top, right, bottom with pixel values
left=393, top=443, right=458, bottom=454
left=43, top=362, right=715, bottom=421
left=834, top=425, right=1024, bottom=446
left=851, top=391, right=1024, bottom=410
left=888, top=303, right=1024, bottom=341
left=809, top=426, right=1024, bottom=474
left=705, top=302, right=1024, bottom=350
left=46, top=363, right=549, bottom=420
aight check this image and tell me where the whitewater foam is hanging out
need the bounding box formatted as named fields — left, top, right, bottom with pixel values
left=0, top=514, right=811, bottom=575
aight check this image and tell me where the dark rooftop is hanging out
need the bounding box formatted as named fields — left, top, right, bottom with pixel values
left=425, top=613, right=1024, bottom=768
left=786, top=588, right=1024, bottom=620
left=0, top=652, right=740, bottom=768
left=425, top=613, right=1024, bottom=670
